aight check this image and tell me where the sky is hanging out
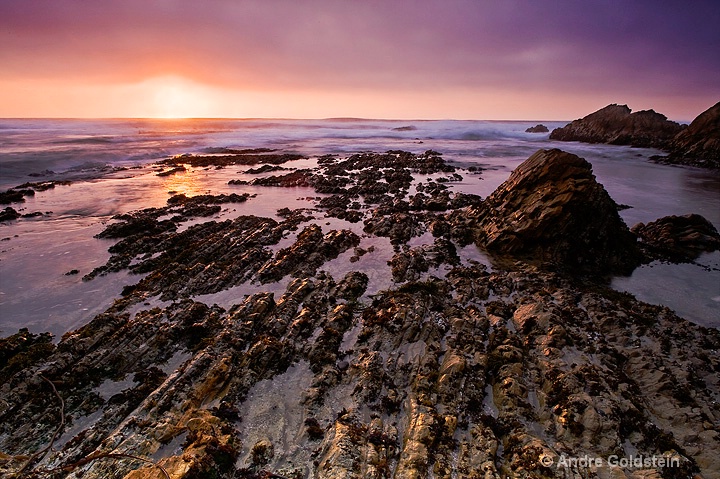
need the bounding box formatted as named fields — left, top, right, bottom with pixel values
left=0, top=0, right=718, bottom=120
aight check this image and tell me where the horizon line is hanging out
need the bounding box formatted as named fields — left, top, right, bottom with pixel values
left=0, top=116, right=575, bottom=123
left=0, top=115, right=696, bottom=124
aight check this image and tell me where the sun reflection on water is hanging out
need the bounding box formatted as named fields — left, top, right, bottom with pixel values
left=159, top=167, right=210, bottom=197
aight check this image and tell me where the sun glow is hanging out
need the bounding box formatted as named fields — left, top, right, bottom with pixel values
left=148, top=76, right=215, bottom=118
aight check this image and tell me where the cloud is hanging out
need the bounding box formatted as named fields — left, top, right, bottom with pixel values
left=0, top=0, right=718, bottom=117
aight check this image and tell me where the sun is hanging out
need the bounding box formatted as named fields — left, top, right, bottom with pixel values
left=149, top=76, right=214, bottom=118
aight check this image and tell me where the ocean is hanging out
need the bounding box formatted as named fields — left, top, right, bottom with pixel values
left=1, top=118, right=719, bottom=337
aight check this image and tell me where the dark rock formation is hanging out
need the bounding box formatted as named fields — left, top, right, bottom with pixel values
left=2, top=148, right=719, bottom=479
left=2, top=263, right=718, bottom=478
left=363, top=210, right=425, bottom=246
left=156, top=166, right=187, bottom=177
left=550, top=104, right=684, bottom=149
left=243, top=164, right=293, bottom=174
left=15, top=181, right=73, bottom=192
left=389, top=238, right=459, bottom=282
left=1, top=181, right=73, bottom=205
left=0, top=189, right=34, bottom=205
left=632, top=213, right=720, bottom=261
left=468, top=149, right=641, bottom=275
left=662, top=101, right=720, bottom=169
left=249, top=170, right=312, bottom=187
left=525, top=124, right=549, bottom=133
left=0, top=328, right=55, bottom=383
left=256, top=224, right=360, bottom=283
left=166, top=193, right=250, bottom=208
left=0, top=207, right=21, bottom=222
left=159, top=151, right=306, bottom=169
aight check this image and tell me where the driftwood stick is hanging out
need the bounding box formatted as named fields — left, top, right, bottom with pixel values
left=48, top=452, right=171, bottom=478
left=14, top=375, right=170, bottom=479
left=17, top=375, right=66, bottom=474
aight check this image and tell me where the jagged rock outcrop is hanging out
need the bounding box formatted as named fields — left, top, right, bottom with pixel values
left=256, top=224, right=360, bottom=283
left=550, top=104, right=684, bottom=149
left=0, top=207, right=21, bottom=222
left=663, top=101, right=720, bottom=168
left=2, top=264, right=718, bottom=479
left=2, top=148, right=719, bottom=479
left=159, top=151, right=306, bottom=168
left=632, top=213, right=720, bottom=261
left=525, top=124, right=549, bottom=133
left=468, top=149, right=642, bottom=275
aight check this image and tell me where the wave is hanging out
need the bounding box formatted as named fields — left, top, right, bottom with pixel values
left=0, top=118, right=569, bottom=189
left=53, top=136, right=117, bottom=145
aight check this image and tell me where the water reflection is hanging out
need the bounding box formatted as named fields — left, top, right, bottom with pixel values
left=612, top=252, right=720, bottom=328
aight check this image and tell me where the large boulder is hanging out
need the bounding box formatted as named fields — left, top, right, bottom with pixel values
left=471, top=149, right=641, bottom=275
left=632, top=213, right=720, bottom=261
left=550, top=104, right=684, bottom=149
left=665, top=101, right=720, bottom=168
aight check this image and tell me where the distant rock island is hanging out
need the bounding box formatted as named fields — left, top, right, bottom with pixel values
left=549, top=104, right=683, bottom=148
left=550, top=102, right=720, bottom=169
left=525, top=124, right=549, bottom=133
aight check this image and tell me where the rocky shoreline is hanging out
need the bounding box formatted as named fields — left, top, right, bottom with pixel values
left=1, top=148, right=719, bottom=479
left=550, top=102, right=720, bottom=170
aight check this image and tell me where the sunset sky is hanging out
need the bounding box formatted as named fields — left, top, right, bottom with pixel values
left=1, top=0, right=718, bottom=120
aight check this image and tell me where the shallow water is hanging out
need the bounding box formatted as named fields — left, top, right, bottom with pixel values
left=1, top=119, right=718, bottom=336
left=612, top=251, right=720, bottom=325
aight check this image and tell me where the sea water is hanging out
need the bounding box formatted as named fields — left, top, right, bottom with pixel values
left=1, top=118, right=718, bottom=337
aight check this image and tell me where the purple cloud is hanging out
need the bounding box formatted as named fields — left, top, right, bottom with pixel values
left=0, top=0, right=718, bottom=112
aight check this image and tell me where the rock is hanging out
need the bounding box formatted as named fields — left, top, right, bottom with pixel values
left=2, top=261, right=719, bottom=479
left=470, top=148, right=642, bottom=275
left=2, top=147, right=719, bottom=479
left=550, top=104, right=684, bottom=149
left=0, top=189, right=33, bottom=205
left=250, top=169, right=312, bottom=187
left=525, top=124, right=549, bottom=133
left=86, top=214, right=284, bottom=297
left=257, top=224, right=360, bottom=283
left=96, top=214, right=178, bottom=239
left=0, top=207, right=21, bottom=222
left=664, top=101, right=720, bottom=169
left=21, top=211, right=44, bottom=218
left=632, top=213, right=720, bottom=261
left=159, top=151, right=306, bottom=168
left=14, top=180, right=72, bottom=192
left=250, top=439, right=274, bottom=466
left=389, top=239, right=460, bottom=283
left=156, top=166, right=186, bottom=177
left=244, top=164, right=293, bottom=174
left=334, top=271, right=369, bottom=301
left=0, top=328, right=55, bottom=382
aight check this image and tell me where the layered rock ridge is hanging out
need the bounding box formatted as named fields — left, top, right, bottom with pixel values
left=549, top=104, right=684, bottom=149
left=550, top=101, right=720, bottom=169
left=462, top=149, right=642, bottom=275
left=663, top=101, right=720, bottom=169
left=1, top=148, right=719, bottom=479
